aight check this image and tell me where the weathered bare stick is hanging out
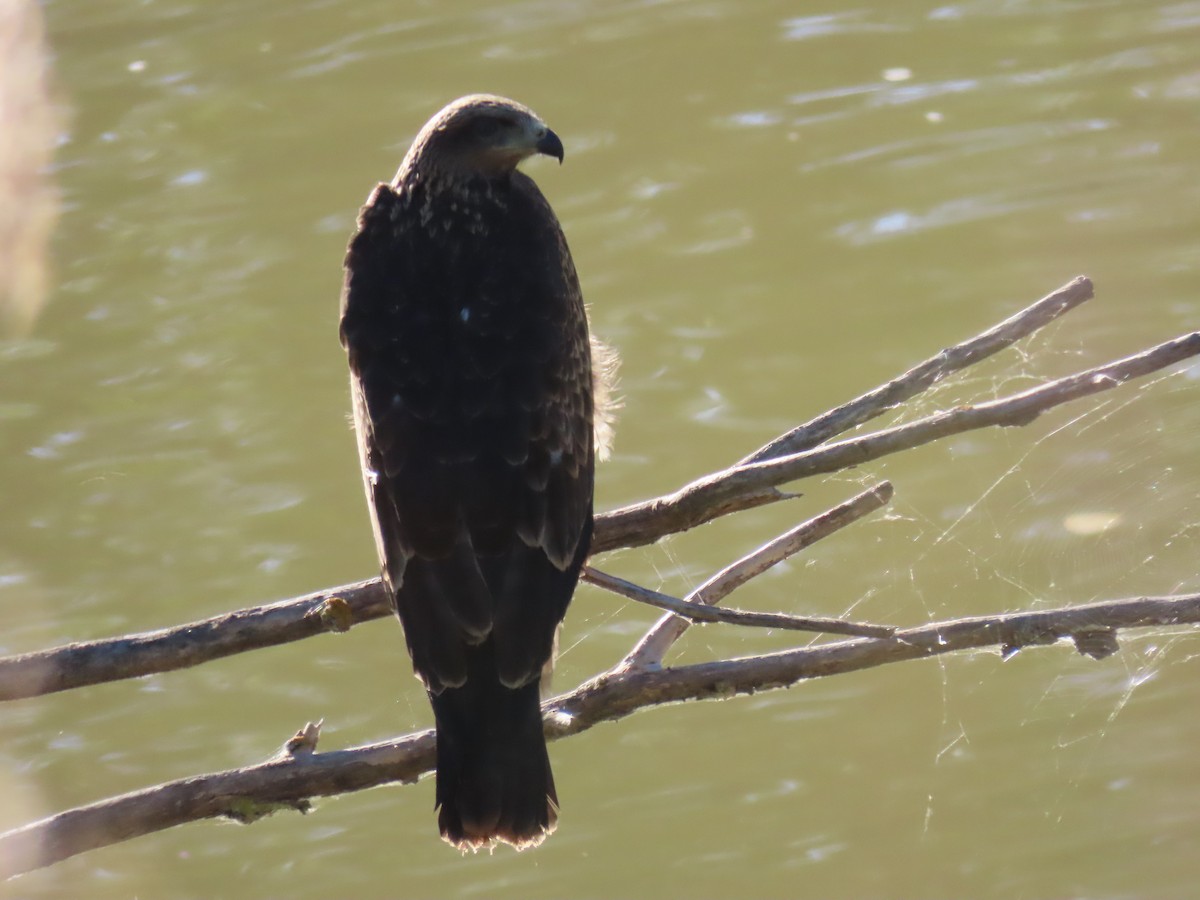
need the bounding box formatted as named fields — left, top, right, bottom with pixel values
left=548, top=594, right=1200, bottom=738
left=0, top=581, right=391, bottom=702
left=739, top=275, right=1094, bottom=464
left=5, top=592, right=1196, bottom=879
left=1, top=324, right=1193, bottom=702
left=581, top=566, right=895, bottom=639
left=621, top=481, right=895, bottom=670
left=601, top=330, right=1200, bottom=552
left=0, top=729, right=436, bottom=881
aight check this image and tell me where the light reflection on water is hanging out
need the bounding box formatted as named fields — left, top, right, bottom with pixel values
left=2, top=0, right=1199, bottom=896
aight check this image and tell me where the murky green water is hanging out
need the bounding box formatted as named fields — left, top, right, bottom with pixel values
left=3, top=0, right=1200, bottom=896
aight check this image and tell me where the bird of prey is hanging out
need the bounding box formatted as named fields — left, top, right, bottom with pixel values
left=339, top=95, right=614, bottom=851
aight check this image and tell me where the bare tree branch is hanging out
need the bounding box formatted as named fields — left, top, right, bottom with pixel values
left=601, top=329, right=1200, bottom=552
left=619, top=481, right=895, bottom=670
left=3, top=276, right=1198, bottom=879
left=0, top=481, right=886, bottom=701
left=0, top=300, right=1193, bottom=703
left=0, top=581, right=390, bottom=702
left=0, top=728, right=435, bottom=881
left=4, top=592, right=1196, bottom=879
left=582, top=567, right=895, bottom=640
left=738, top=275, right=1094, bottom=464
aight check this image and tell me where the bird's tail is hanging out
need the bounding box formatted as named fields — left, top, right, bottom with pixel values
left=429, top=648, right=557, bottom=852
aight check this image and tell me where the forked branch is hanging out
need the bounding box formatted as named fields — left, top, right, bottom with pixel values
left=3, top=276, right=1199, bottom=880
left=2, top=277, right=1185, bottom=704
left=4, top=592, right=1197, bottom=879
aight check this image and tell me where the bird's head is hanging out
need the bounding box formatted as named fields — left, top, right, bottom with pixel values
left=399, top=94, right=564, bottom=182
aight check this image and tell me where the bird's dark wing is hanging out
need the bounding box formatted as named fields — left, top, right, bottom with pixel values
left=340, top=178, right=595, bottom=692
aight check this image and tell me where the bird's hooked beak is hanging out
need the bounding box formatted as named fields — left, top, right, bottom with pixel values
left=536, top=128, right=565, bottom=165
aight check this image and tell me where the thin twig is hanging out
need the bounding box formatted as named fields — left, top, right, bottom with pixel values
left=5, top=591, right=1196, bottom=879
left=621, top=481, right=895, bottom=670
left=739, top=275, right=1094, bottom=464
left=582, top=566, right=895, bottom=640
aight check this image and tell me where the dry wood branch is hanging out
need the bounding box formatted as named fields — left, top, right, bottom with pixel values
left=0, top=581, right=390, bottom=702
left=739, top=275, right=1094, bottom=464
left=0, top=315, right=1193, bottom=702
left=581, top=567, right=895, bottom=640
left=601, top=330, right=1200, bottom=551
left=620, top=481, right=895, bottom=670
left=0, top=729, right=435, bottom=880
left=5, top=592, right=1196, bottom=879
left=548, top=594, right=1200, bottom=737
left=3, top=276, right=1197, bottom=877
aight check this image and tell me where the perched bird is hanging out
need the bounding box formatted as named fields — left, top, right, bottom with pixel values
left=339, top=95, right=614, bottom=850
